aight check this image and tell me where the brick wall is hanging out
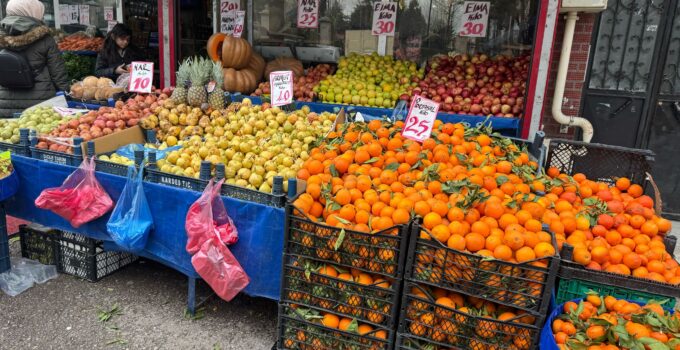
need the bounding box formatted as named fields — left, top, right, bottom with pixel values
left=541, top=13, right=597, bottom=139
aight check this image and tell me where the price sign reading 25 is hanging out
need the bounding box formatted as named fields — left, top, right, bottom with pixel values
left=269, top=71, right=293, bottom=107
left=402, top=96, right=440, bottom=143
left=129, top=61, right=154, bottom=94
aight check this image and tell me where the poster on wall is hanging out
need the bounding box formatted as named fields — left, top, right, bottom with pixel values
left=297, top=0, right=319, bottom=29
left=371, top=1, right=397, bottom=36
left=457, top=1, right=490, bottom=37
left=220, top=0, right=240, bottom=35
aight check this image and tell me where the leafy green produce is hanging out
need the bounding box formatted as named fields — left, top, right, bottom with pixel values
left=62, top=52, right=96, bottom=82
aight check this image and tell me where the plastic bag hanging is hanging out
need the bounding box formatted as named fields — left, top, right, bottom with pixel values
left=185, top=179, right=238, bottom=255
left=106, top=164, right=153, bottom=252
left=191, top=236, right=250, bottom=302
left=35, top=157, right=113, bottom=228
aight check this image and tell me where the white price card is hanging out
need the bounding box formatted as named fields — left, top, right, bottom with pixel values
left=53, top=106, right=89, bottom=117
left=79, top=5, right=89, bottom=25
left=107, top=21, right=117, bottom=32
left=220, top=0, right=239, bottom=34
left=69, top=5, right=79, bottom=24
left=104, top=6, right=114, bottom=21
left=269, top=71, right=293, bottom=107
left=371, top=1, right=397, bottom=36
left=401, top=95, right=440, bottom=143
left=58, top=4, right=69, bottom=25
left=297, top=0, right=319, bottom=29
left=128, top=61, right=154, bottom=94
left=458, top=1, right=490, bottom=37
left=232, top=10, right=245, bottom=38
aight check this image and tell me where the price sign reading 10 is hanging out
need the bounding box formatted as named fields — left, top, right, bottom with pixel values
left=129, top=61, right=154, bottom=93
left=270, top=71, right=293, bottom=107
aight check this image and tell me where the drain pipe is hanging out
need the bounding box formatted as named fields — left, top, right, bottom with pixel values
left=552, top=11, right=594, bottom=142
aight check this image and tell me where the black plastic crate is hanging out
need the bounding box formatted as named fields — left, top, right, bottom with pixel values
left=19, top=224, right=59, bottom=266
left=545, top=139, right=654, bottom=186
left=57, top=232, right=138, bottom=282
left=281, top=255, right=401, bottom=328
left=0, top=129, right=31, bottom=156
left=556, top=243, right=679, bottom=308
left=396, top=282, right=542, bottom=350
left=278, top=303, right=392, bottom=350
left=404, top=223, right=559, bottom=315
left=285, top=203, right=411, bottom=280
left=145, top=167, right=208, bottom=192
left=507, top=131, right=546, bottom=168
left=30, top=147, right=83, bottom=166
left=221, top=181, right=287, bottom=208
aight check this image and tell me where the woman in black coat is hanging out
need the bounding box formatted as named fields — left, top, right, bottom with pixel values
left=95, top=23, right=143, bottom=81
left=0, top=0, right=69, bottom=116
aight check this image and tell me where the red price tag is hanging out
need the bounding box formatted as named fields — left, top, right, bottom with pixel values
left=128, top=61, right=154, bottom=94
left=401, top=96, right=440, bottom=143
left=371, top=2, right=397, bottom=36
left=297, top=0, right=319, bottom=29
left=458, top=1, right=490, bottom=38
left=269, top=71, right=293, bottom=107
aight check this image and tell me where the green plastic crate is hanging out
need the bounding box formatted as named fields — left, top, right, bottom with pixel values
left=556, top=277, right=677, bottom=308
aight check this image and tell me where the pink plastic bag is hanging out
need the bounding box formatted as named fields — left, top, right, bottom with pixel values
left=191, top=236, right=250, bottom=301
left=35, top=157, right=113, bottom=228
left=185, top=179, right=238, bottom=255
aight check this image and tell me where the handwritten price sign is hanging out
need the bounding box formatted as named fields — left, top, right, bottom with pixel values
left=79, top=5, right=89, bottom=25
left=270, top=71, right=293, bottom=107
left=297, top=0, right=319, bottom=28
left=458, top=1, right=490, bottom=37
left=232, top=10, right=245, bottom=38
left=104, top=6, right=114, bottom=21
left=402, top=95, right=440, bottom=143
left=128, top=61, right=154, bottom=94
left=220, top=0, right=239, bottom=34
left=371, top=1, right=397, bottom=36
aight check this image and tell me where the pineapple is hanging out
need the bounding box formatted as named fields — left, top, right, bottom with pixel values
left=208, top=61, right=225, bottom=110
left=187, top=57, right=210, bottom=107
left=171, top=58, right=191, bottom=104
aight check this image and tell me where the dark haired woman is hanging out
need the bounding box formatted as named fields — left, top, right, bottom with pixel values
left=95, top=23, right=142, bottom=80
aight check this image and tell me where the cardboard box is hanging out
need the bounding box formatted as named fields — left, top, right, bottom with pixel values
left=81, top=125, right=147, bottom=157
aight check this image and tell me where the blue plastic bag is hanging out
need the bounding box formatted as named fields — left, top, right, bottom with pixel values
left=115, top=144, right=181, bottom=161
left=106, top=164, right=153, bottom=252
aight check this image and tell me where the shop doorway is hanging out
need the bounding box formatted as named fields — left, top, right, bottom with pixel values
left=175, top=0, right=215, bottom=62
left=581, top=0, right=680, bottom=219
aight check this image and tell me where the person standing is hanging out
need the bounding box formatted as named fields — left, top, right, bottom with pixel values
left=0, top=0, right=68, bottom=117
left=95, top=23, right=142, bottom=81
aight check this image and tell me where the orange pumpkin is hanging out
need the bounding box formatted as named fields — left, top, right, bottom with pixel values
left=223, top=67, right=258, bottom=94
left=265, top=57, right=304, bottom=80
left=207, top=33, right=226, bottom=62
left=246, top=52, right=266, bottom=81
left=221, top=35, right=252, bottom=69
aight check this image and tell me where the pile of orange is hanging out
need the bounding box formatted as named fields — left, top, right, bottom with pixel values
left=404, top=284, right=537, bottom=350
left=552, top=294, right=679, bottom=350
left=294, top=120, right=550, bottom=263
left=541, top=168, right=678, bottom=285
left=285, top=262, right=394, bottom=325
left=281, top=307, right=388, bottom=349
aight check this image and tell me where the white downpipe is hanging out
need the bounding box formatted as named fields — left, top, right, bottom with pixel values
left=552, top=12, right=594, bottom=142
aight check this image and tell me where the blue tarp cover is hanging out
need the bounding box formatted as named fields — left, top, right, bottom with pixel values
left=5, top=155, right=285, bottom=300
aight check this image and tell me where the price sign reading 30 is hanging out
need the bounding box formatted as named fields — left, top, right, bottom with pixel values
left=129, top=61, right=154, bottom=94
left=371, top=1, right=397, bottom=36
left=270, top=71, right=293, bottom=107
left=402, top=95, right=440, bottom=143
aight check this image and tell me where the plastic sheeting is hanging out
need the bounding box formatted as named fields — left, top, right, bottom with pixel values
left=5, top=155, right=285, bottom=300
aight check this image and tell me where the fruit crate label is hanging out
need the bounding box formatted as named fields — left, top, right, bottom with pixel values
left=220, top=0, right=239, bottom=35
left=104, top=6, right=114, bottom=21
left=297, top=0, right=319, bottom=29
left=232, top=10, right=245, bottom=38
left=129, top=61, right=154, bottom=94
left=79, top=5, right=89, bottom=25
left=371, top=1, right=397, bottom=36
left=402, top=95, right=439, bottom=143
left=270, top=71, right=294, bottom=107
left=458, top=1, right=490, bottom=37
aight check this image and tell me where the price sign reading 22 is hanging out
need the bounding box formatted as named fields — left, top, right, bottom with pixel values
left=129, top=61, right=154, bottom=94
left=402, top=96, right=440, bottom=142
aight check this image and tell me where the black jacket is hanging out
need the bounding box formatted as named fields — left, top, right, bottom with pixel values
left=95, top=45, right=142, bottom=80
left=0, top=16, right=69, bottom=116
